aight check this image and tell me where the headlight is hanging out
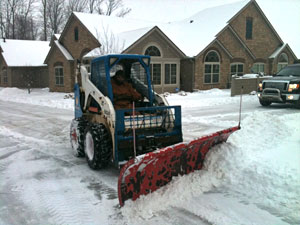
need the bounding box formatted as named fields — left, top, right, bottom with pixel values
left=288, top=83, right=300, bottom=92
left=258, top=82, right=262, bottom=91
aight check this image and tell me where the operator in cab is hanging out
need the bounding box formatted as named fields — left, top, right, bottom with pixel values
left=111, top=70, right=142, bottom=110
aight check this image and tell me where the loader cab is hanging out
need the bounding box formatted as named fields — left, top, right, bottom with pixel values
left=91, top=54, right=154, bottom=108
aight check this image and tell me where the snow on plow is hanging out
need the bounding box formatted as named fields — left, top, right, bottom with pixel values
left=118, top=125, right=240, bottom=206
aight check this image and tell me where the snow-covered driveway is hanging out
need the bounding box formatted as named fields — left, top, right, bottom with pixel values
left=0, top=88, right=299, bottom=225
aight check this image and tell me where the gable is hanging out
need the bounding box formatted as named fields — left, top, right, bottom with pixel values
left=123, top=27, right=185, bottom=58
left=229, top=1, right=282, bottom=59
left=59, top=14, right=100, bottom=61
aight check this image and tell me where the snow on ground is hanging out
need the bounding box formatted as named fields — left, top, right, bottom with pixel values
left=0, top=87, right=299, bottom=225
left=0, top=88, right=74, bottom=110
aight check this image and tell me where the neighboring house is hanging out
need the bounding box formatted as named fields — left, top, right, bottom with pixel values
left=0, top=39, right=50, bottom=88
left=45, top=0, right=298, bottom=93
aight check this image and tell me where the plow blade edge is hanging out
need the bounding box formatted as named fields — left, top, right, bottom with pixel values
left=118, top=125, right=240, bottom=206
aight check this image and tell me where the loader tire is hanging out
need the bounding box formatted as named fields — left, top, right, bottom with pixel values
left=84, top=123, right=112, bottom=170
left=70, top=118, right=87, bottom=157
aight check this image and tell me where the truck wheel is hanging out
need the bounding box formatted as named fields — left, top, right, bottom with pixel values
left=84, top=123, right=112, bottom=170
left=295, top=99, right=300, bottom=109
left=259, top=99, right=272, bottom=107
left=70, top=118, right=87, bottom=157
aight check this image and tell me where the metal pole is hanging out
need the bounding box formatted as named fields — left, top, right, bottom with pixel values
left=132, top=102, right=136, bottom=159
left=238, top=86, right=243, bottom=128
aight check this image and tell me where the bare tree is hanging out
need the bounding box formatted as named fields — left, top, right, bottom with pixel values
left=47, top=0, right=65, bottom=35
left=40, top=0, right=48, bottom=41
left=95, top=25, right=124, bottom=55
left=66, top=0, right=87, bottom=17
left=15, top=0, right=36, bottom=39
left=94, top=0, right=130, bottom=17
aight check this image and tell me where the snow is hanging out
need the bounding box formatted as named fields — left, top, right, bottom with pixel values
left=0, top=86, right=299, bottom=224
left=0, top=39, right=50, bottom=67
left=54, top=41, right=74, bottom=61
left=0, top=88, right=74, bottom=110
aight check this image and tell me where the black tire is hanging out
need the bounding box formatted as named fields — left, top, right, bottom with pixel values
left=259, top=99, right=272, bottom=107
left=295, top=99, right=300, bottom=109
left=84, top=123, right=112, bottom=170
left=70, top=118, right=87, bottom=157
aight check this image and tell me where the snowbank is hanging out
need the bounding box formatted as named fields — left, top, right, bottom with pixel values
left=0, top=88, right=74, bottom=110
left=121, top=111, right=300, bottom=225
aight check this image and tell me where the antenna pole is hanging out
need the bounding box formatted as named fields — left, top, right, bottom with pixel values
left=238, top=86, right=243, bottom=128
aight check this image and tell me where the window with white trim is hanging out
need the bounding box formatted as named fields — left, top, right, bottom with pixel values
left=277, top=53, right=288, bottom=72
left=55, top=66, right=64, bottom=86
left=230, top=63, right=244, bottom=76
left=251, top=63, right=264, bottom=74
left=204, top=51, right=220, bottom=84
left=150, top=63, right=161, bottom=85
left=165, top=63, right=177, bottom=84
left=2, top=68, right=8, bottom=84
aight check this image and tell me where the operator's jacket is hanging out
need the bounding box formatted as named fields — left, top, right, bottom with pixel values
left=111, top=79, right=142, bottom=110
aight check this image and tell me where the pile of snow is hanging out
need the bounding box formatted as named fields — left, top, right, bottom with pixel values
left=121, top=111, right=300, bottom=225
left=0, top=88, right=74, bottom=110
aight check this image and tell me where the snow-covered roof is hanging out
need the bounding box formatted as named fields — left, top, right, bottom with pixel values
left=161, top=1, right=249, bottom=57
left=0, top=39, right=50, bottom=67
left=269, top=43, right=287, bottom=59
left=54, top=41, right=74, bottom=61
left=74, top=0, right=300, bottom=58
left=73, top=12, right=157, bottom=41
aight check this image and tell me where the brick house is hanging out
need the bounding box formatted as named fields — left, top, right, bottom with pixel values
left=0, top=39, right=50, bottom=88
left=45, top=0, right=298, bottom=93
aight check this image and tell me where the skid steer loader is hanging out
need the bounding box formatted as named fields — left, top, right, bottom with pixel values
left=70, top=54, right=240, bottom=206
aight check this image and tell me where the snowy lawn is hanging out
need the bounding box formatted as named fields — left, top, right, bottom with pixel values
left=0, top=87, right=299, bottom=225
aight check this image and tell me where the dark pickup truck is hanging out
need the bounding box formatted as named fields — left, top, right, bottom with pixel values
left=257, top=64, right=300, bottom=108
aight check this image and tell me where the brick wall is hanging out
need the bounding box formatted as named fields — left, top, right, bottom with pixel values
left=11, top=67, right=48, bottom=88
left=47, top=14, right=100, bottom=92
left=47, top=46, right=73, bottom=92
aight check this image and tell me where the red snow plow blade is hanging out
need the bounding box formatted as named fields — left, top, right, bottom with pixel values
left=118, top=125, right=240, bottom=206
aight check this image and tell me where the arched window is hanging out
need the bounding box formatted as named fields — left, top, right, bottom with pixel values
left=145, top=46, right=161, bottom=57
left=277, top=53, right=288, bottom=72
left=204, top=51, right=220, bottom=84
left=74, top=27, right=79, bottom=41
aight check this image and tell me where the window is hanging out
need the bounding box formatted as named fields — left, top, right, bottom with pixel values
left=246, top=17, right=253, bottom=40
left=145, top=46, right=161, bottom=57
left=204, top=51, right=220, bottom=84
left=74, top=27, right=79, bottom=41
left=3, top=68, right=8, bottom=84
left=251, top=63, right=264, bottom=74
left=150, top=63, right=161, bottom=85
left=165, top=64, right=177, bottom=84
left=55, top=66, right=64, bottom=86
left=231, top=63, right=244, bottom=76
left=277, top=53, right=288, bottom=72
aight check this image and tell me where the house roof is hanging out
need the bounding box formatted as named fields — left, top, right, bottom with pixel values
left=74, top=0, right=299, bottom=58
left=0, top=39, right=50, bottom=67
left=54, top=41, right=74, bottom=61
